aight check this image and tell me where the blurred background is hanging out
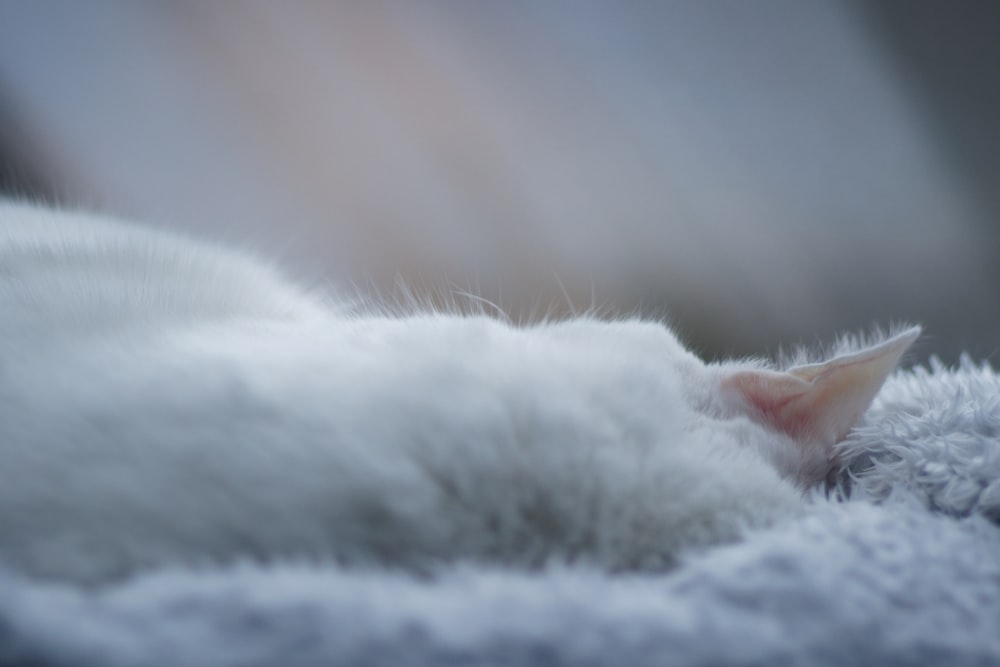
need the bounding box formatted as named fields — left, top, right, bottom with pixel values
left=0, top=1, right=997, bottom=361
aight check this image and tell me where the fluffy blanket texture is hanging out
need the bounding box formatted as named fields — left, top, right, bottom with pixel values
left=2, top=359, right=1000, bottom=667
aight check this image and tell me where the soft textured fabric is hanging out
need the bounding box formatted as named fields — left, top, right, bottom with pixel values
left=841, top=356, right=1000, bottom=522
left=1, top=359, right=999, bottom=667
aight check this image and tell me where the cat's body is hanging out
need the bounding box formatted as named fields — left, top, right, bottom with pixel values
left=0, top=202, right=917, bottom=584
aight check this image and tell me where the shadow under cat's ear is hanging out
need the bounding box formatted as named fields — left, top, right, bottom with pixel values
left=722, top=326, right=921, bottom=445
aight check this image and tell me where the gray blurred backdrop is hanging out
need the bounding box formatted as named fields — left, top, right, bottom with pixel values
left=0, top=1, right=997, bottom=361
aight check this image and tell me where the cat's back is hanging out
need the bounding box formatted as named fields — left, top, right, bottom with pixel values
left=0, top=201, right=813, bottom=583
left=0, top=201, right=322, bottom=343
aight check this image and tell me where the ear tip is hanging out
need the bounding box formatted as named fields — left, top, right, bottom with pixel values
left=890, top=325, right=922, bottom=350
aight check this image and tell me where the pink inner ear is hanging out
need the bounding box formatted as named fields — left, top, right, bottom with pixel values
left=722, top=371, right=815, bottom=439
left=721, top=327, right=920, bottom=445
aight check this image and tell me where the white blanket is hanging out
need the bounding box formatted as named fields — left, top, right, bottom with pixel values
left=3, top=359, right=999, bottom=667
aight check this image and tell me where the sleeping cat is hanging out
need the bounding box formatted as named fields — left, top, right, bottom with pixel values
left=0, top=201, right=918, bottom=584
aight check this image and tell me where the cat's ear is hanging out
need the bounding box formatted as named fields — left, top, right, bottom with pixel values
left=720, top=327, right=920, bottom=444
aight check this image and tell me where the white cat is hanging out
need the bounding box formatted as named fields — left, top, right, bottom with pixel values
left=0, top=201, right=918, bottom=584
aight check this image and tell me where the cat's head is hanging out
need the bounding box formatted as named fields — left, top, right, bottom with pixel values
left=706, top=327, right=921, bottom=489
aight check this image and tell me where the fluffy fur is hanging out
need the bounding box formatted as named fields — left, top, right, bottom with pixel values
left=6, top=359, right=1000, bottom=666
left=0, top=201, right=913, bottom=584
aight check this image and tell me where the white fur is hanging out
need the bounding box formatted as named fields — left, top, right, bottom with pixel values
left=0, top=201, right=875, bottom=584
